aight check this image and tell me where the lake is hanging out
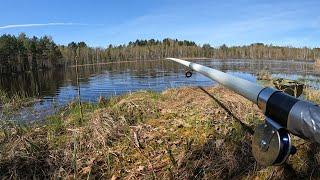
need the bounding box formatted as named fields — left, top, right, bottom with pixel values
left=0, top=59, right=319, bottom=122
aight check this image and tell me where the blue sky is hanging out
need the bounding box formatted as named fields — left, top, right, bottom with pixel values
left=0, top=0, right=319, bottom=47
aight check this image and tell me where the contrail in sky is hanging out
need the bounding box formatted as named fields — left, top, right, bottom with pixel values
left=0, top=23, right=88, bottom=29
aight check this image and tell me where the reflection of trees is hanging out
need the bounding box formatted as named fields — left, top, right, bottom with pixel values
left=0, top=69, right=66, bottom=97
left=80, top=60, right=182, bottom=78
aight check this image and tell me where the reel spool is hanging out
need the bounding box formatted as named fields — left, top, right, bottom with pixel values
left=252, top=118, right=295, bottom=166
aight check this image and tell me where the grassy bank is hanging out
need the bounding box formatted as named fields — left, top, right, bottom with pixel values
left=1, top=86, right=320, bottom=179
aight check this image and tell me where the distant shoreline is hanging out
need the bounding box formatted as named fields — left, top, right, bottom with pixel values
left=69, top=57, right=316, bottom=67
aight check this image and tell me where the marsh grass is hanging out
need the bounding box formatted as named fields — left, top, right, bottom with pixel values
left=0, top=89, right=39, bottom=114
left=0, top=86, right=320, bottom=179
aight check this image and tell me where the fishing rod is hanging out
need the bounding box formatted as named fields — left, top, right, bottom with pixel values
left=167, top=57, right=320, bottom=166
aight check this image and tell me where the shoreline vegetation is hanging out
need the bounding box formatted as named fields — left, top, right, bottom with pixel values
left=1, top=33, right=320, bottom=74
left=0, top=89, right=41, bottom=111
left=1, top=83, right=320, bottom=179
left=0, top=89, right=42, bottom=123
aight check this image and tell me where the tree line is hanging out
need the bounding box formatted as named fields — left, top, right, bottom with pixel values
left=0, top=33, right=62, bottom=74
left=1, top=34, right=319, bottom=73
left=59, top=38, right=320, bottom=66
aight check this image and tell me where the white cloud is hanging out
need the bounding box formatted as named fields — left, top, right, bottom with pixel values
left=0, top=23, right=88, bottom=29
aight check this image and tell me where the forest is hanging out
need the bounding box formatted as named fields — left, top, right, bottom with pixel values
left=1, top=33, right=320, bottom=73
left=0, top=33, right=62, bottom=74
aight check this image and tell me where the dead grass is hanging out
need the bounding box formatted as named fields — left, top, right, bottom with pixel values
left=1, top=86, right=320, bottom=179
left=0, top=89, right=40, bottom=113
left=304, top=87, right=320, bottom=104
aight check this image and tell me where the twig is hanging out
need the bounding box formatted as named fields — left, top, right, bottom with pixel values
left=166, top=146, right=177, bottom=167
left=75, top=54, right=83, bottom=122
left=72, top=131, right=78, bottom=179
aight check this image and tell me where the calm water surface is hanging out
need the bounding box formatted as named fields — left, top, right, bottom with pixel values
left=0, top=59, right=319, bottom=122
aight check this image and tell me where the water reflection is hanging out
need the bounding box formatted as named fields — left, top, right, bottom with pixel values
left=0, top=59, right=319, bottom=122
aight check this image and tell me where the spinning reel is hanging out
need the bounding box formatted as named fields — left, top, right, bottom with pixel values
left=252, top=117, right=296, bottom=166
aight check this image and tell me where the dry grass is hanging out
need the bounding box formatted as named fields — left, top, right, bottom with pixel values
left=305, top=87, right=320, bottom=104
left=1, top=86, right=320, bottom=179
left=0, top=89, right=40, bottom=112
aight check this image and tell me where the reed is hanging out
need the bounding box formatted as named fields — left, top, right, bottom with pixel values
left=75, top=54, right=83, bottom=123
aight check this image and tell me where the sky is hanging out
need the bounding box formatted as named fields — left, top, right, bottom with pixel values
left=0, top=0, right=319, bottom=47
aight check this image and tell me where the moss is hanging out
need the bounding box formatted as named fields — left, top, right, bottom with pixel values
left=50, top=134, right=69, bottom=148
